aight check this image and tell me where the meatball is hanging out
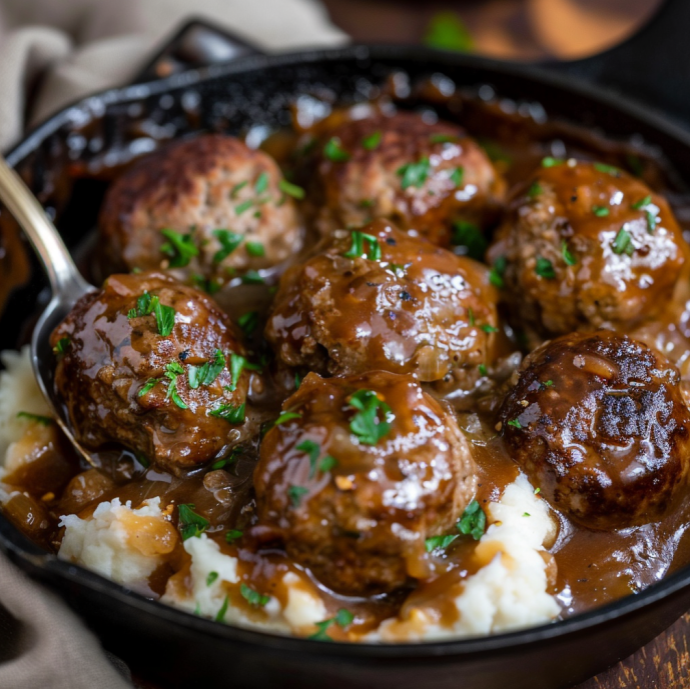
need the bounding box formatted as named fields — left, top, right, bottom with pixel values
left=499, top=330, right=690, bottom=529
left=304, top=110, right=505, bottom=245
left=254, top=371, right=477, bottom=595
left=99, top=134, right=302, bottom=283
left=265, top=219, right=500, bottom=387
left=488, top=159, right=687, bottom=337
left=50, top=272, right=257, bottom=473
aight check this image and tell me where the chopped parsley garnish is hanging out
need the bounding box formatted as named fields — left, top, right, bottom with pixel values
left=275, top=411, right=302, bottom=425
left=343, top=231, right=381, bottom=261
left=237, top=311, right=259, bottom=336
left=246, top=241, right=265, bottom=257
left=255, top=172, right=270, bottom=194
left=225, top=529, right=243, bottom=544
left=425, top=534, right=458, bottom=552
left=188, top=349, right=226, bottom=389
left=52, top=336, right=71, bottom=355
left=240, top=583, right=270, bottom=607
left=16, top=411, right=53, bottom=426
left=535, top=257, right=556, bottom=279
left=227, top=353, right=261, bottom=391
left=534, top=487, right=542, bottom=495
left=177, top=504, right=209, bottom=540
left=612, top=226, right=634, bottom=256
left=451, top=221, right=486, bottom=261
left=215, top=596, right=229, bottom=622
left=631, top=195, right=652, bottom=210
left=489, top=255, right=506, bottom=288
left=397, top=158, right=431, bottom=190
left=359, top=199, right=375, bottom=208
left=211, top=446, right=242, bottom=470
left=507, top=418, right=522, bottom=429
left=288, top=485, right=309, bottom=507
left=230, top=181, right=248, bottom=198
left=527, top=182, right=542, bottom=198
left=207, top=571, right=219, bottom=587
left=160, top=228, right=199, bottom=267
left=190, top=274, right=221, bottom=295
left=523, top=512, right=531, bottom=518
left=541, top=157, right=564, bottom=168
left=319, top=455, right=338, bottom=472
left=423, top=11, right=473, bottom=52
left=561, top=241, right=577, bottom=266
left=481, top=324, right=498, bottom=333
left=294, top=373, right=302, bottom=389
left=457, top=500, right=486, bottom=540
left=362, top=130, right=382, bottom=150
left=468, top=308, right=475, bottom=326
left=241, top=270, right=265, bottom=284
left=297, top=439, right=321, bottom=478
left=308, top=609, right=355, bottom=641
left=347, top=389, right=393, bottom=446
left=646, top=210, right=658, bottom=234
left=592, top=205, right=609, bottom=217
left=539, top=380, right=554, bottom=391
left=213, top=229, right=244, bottom=264
left=164, top=361, right=187, bottom=409
left=209, top=403, right=246, bottom=424
left=594, top=162, right=620, bottom=176
left=387, top=262, right=409, bottom=277
left=449, top=166, right=464, bottom=187
left=430, top=133, right=459, bottom=144
left=138, top=378, right=159, bottom=398
left=478, top=364, right=488, bottom=376
left=278, top=179, right=306, bottom=199
left=149, top=297, right=175, bottom=337
left=235, top=200, right=254, bottom=215
left=324, top=137, right=350, bottom=162
left=136, top=292, right=153, bottom=316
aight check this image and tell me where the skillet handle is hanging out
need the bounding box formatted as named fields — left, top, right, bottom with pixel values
left=132, top=17, right=266, bottom=83
left=547, top=0, right=690, bottom=127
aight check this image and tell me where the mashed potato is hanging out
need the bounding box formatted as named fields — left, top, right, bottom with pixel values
left=0, top=345, right=561, bottom=640
left=58, top=497, right=178, bottom=591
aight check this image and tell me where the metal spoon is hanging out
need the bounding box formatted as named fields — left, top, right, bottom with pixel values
left=0, top=156, right=97, bottom=467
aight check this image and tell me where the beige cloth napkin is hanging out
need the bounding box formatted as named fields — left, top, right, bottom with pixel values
left=0, top=1, right=346, bottom=687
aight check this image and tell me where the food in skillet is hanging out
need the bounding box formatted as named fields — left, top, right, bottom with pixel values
left=302, top=109, right=505, bottom=245
left=99, top=134, right=303, bottom=286
left=3, top=86, right=690, bottom=644
left=50, top=272, right=258, bottom=473
left=255, top=370, right=477, bottom=596
left=488, top=159, right=687, bottom=338
left=266, top=219, right=499, bottom=389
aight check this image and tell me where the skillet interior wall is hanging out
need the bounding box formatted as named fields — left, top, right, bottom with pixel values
left=3, top=47, right=690, bottom=356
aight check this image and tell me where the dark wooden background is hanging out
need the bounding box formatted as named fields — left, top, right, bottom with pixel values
left=143, top=1, right=687, bottom=686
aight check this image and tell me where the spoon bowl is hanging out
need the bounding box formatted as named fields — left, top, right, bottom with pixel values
left=0, top=156, right=97, bottom=468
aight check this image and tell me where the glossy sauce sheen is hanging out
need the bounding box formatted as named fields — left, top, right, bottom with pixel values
left=5, top=81, right=690, bottom=630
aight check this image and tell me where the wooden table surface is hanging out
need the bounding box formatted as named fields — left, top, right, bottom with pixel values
left=318, top=1, right=689, bottom=688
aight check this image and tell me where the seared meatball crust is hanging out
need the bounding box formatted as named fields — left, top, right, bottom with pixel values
left=305, top=109, right=505, bottom=245
left=99, top=134, right=302, bottom=282
left=265, top=219, right=500, bottom=386
left=488, top=159, right=687, bottom=337
left=51, top=272, right=255, bottom=473
left=254, top=371, right=477, bottom=595
left=499, top=330, right=690, bottom=530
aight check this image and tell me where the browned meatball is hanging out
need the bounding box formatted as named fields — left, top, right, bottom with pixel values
left=254, top=371, right=477, bottom=595
left=265, top=219, right=499, bottom=388
left=305, top=110, right=505, bottom=245
left=99, top=134, right=302, bottom=283
left=488, top=159, right=688, bottom=337
left=499, top=330, right=690, bottom=529
left=50, top=272, right=258, bottom=473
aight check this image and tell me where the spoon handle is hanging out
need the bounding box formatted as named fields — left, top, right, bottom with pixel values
left=0, top=156, right=89, bottom=300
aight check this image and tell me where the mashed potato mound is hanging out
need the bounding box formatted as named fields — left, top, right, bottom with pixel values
left=58, top=497, right=178, bottom=590
left=161, top=535, right=327, bottom=635
left=369, top=474, right=560, bottom=641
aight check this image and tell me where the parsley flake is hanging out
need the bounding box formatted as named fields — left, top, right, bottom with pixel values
left=489, top=256, right=506, bottom=288
left=535, top=257, right=556, bottom=279
left=481, top=324, right=498, bottom=333
left=152, top=297, right=175, bottom=337
left=397, top=158, right=431, bottom=189
left=288, top=485, right=309, bottom=507
left=362, top=130, right=382, bottom=150
left=592, top=205, right=610, bottom=217
left=319, top=455, right=338, bottom=472
left=235, top=200, right=254, bottom=215
left=646, top=210, right=658, bottom=234
left=528, top=182, right=542, bottom=198
left=324, top=137, right=350, bottom=162
left=213, top=229, right=244, bottom=264
left=16, top=411, right=53, bottom=426
left=225, top=529, right=243, bottom=544
left=297, top=439, right=321, bottom=478
left=348, top=389, right=393, bottom=446
left=241, top=270, right=265, bottom=284
left=425, top=534, right=459, bottom=552
left=177, top=504, right=209, bottom=541
left=507, top=418, right=522, bottom=429
left=230, top=181, right=248, bottom=198
left=308, top=609, right=354, bottom=641
left=449, top=166, right=464, bottom=187
left=254, top=172, right=270, bottom=194
left=561, top=241, right=577, bottom=266
left=246, top=241, right=265, bottom=257
left=207, top=571, right=219, bottom=587
left=612, top=226, right=634, bottom=256
left=594, top=162, right=620, bottom=176
left=451, top=221, right=486, bottom=261
left=138, top=378, right=159, bottom=398
left=430, top=133, right=459, bottom=144
left=542, top=157, right=564, bottom=168
left=457, top=500, right=486, bottom=540
left=237, top=311, right=259, bottom=337
left=343, top=231, right=381, bottom=261
left=275, top=411, right=302, bottom=425
left=278, top=179, right=306, bottom=200
left=240, top=583, right=270, bottom=607
left=188, top=349, right=226, bottom=389
left=631, top=195, right=652, bottom=210
left=215, top=596, right=229, bottom=622
left=52, top=336, right=71, bottom=356
left=209, top=403, right=246, bottom=424
left=160, top=228, right=199, bottom=267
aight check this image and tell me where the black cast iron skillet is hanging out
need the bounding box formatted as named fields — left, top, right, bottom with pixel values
left=3, top=2, right=690, bottom=687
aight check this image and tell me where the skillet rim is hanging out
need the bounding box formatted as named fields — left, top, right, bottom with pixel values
left=3, top=42, right=690, bottom=657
